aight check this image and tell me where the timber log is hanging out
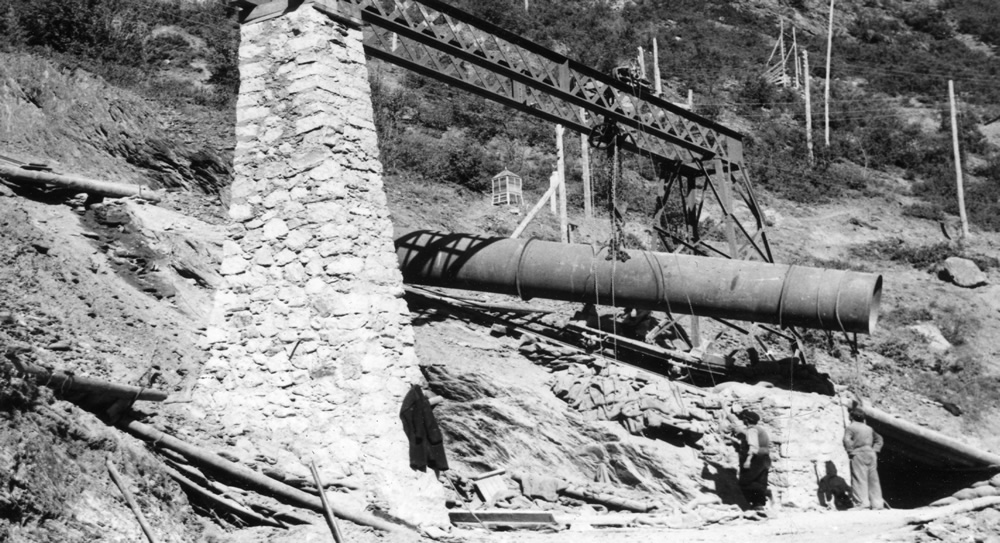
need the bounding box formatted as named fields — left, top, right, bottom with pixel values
left=394, top=230, right=882, bottom=334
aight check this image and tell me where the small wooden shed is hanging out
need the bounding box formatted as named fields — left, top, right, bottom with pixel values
left=491, top=169, right=523, bottom=206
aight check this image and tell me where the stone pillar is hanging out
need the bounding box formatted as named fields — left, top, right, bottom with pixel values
left=196, top=1, right=444, bottom=526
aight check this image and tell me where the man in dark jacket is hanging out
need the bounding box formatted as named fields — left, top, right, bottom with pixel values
left=734, top=409, right=772, bottom=510
left=844, top=408, right=884, bottom=509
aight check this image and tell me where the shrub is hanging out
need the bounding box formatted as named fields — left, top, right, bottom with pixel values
left=849, top=238, right=956, bottom=269
left=903, top=6, right=954, bottom=40
left=901, top=203, right=945, bottom=222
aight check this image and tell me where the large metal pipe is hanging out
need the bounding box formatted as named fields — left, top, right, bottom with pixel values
left=395, top=230, right=882, bottom=334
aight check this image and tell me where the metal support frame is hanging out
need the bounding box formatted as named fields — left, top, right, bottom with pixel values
left=229, top=0, right=829, bottom=366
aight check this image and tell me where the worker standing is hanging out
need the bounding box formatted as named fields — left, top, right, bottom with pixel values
left=728, top=409, right=772, bottom=510
left=843, top=408, right=884, bottom=509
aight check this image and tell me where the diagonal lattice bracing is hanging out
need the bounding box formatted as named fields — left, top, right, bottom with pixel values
left=346, top=0, right=743, bottom=172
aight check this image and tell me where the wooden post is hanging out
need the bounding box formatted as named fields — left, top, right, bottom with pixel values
left=792, top=27, right=800, bottom=89
left=310, top=460, right=345, bottom=543
left=714, top=159, right=739, bottom=257
left=556, top=124, right=568, bottom=243
left=824, top=0, right=835, bottom=147
left=687, top=89, right=693, bottom=109
left=652, top=38, right=662, bottom=95
left=549, top=167, right=558, bottom=214
left=580, top=109, right=593, bottom=219
left=779, top=18, right=786, bottom=87
left=637, top=47, right=646, bottom=79
left=950, top=80, right=970, bottom=239
left=107, top=459, right=159, bottom=543
left=803, top=50, right=814, bottom=166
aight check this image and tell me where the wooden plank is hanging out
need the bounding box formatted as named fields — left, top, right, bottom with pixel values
left=474, top=476, right=509, bottom=503
left=449, top=510, right=557, bottom=526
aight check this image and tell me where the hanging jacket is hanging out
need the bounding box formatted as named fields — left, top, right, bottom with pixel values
left=399, top=385, right=449, bottom=472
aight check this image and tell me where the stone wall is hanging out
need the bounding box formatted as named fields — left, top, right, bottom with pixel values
left=715, top=383, right=852, bottom=509
left=193, top=2, right=443, bottom=526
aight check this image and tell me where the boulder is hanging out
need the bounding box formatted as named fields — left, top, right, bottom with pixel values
left=940, top=257, right=988, bottom=288
left=909, top=323, right=952, bottom=354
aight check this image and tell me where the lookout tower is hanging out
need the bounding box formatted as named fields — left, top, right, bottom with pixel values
left=491, top=169, right=523, bottom=206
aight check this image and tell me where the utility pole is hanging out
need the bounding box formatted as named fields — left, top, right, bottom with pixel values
left=949, top=80, right=970, bottom=239
left=580, top=110, right=592, bottom=219
left=824, top=0, right=834, bottom=146
left=653, top=38, right=662, bottom=95
left=779, top=18, right=786, bottom=87
left=556, top=124, right=568, bottom=242
left=803, top=50, right=814, bottom=165
left=792, top=27, right=800, bottom=89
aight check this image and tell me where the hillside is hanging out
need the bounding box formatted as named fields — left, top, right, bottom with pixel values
left=3, top=0, right=1000, bottom=542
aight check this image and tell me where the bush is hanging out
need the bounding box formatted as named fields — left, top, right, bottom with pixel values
left=901, top=203, right=945, bottom=222
left=849, top=238, right=956, bottom=269
left=903, top=6, right=954, bottom=40
left=0, top=0, right=238, bottom=108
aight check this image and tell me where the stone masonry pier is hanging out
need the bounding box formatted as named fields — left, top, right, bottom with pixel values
left=194, top=1, right=444, bottom=526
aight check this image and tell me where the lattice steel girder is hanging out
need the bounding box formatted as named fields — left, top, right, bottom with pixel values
left=342, top=0, right=744, bottom=170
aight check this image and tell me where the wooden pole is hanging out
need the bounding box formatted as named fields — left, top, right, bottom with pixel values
left=0, top=164, right=162, bottom=202
left=792, top=27, right=800, bottom=89
left=512, top=179, right=559, bottom=238
left=824, top=0, right=834, bottom=147
left=637, top=47, right=646, bottom=79
left=907, top=497, right=1000, bottom=525
left=714, top=159, right=739, bottom=257
left=580, top=110, right=593, bottom=219
left=107, top=459, right=160, bottom=543
left=779, top=18, right=786, bottom=87
left=310, top=460, right=346, bottom=543
left=803, top=50, right=814, bottom=166
left=119, top=419, right=406, bottom=534
left=652, top=38, right=662, bottom=95
left=950, top=80, right=970, bottom=238
left=556, top=124, right=568, bottom=243
left=687, top=89, right=693, bottom=110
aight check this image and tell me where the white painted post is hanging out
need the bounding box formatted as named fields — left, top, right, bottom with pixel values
left=825, top=0, right=835, bottom=147
left=687, top=89, right=693, bottom=110
left=779, top=18, right=786, bottom=87
left=637, top=47, right=646, bottom=79
left=556, top=124, right=568, bottom=243
left=950, top=80, right=970, bottom=239
left=653, top=38, right=662, bottom=96
left=792, top=27, right=800, bottom=89
left=804, top=50, right=814, bottom=166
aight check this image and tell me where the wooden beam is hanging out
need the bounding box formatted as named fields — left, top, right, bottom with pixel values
left=511, top=175, right=559, bottom=238
left=449, top=510, right=557, bottom=528
left=0, top=164, right=161, bottom=202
